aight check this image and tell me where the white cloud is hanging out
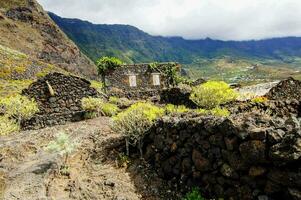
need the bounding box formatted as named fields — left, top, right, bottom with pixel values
left=37, top=0, right=301, bottom=40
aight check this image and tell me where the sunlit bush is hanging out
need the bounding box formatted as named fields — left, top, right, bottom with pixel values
left=0, top=116, right=20, bottom=136
left=101, top=103, right=120, bottom=117
left=190, top=81, right=238, bottom=109
left=112, top=102, right=164, bottom=156
left=81, top=97, right=104, bottom=114
left=165, top=104, right=190, bottom=114
left=210, top=107, right=230, bottom=117
left=195, top=107, right=230, bottom=117
left=81, top=97, right=119, bottom=117
left=0, top=95, right=39, bottom=123
left=251, top=96, right=268, bottom=103
left=109, top=96, right=119, bottom=104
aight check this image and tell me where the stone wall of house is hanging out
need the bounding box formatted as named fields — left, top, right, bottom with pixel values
left=143, top=111, right=301, bottom=200
left=22, top=72, right=98, bottom=129
left=106, top=64, right=169, bottom=93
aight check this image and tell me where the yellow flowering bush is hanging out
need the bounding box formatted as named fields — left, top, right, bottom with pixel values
left=0, top=116, right=20, bottom=136
left=112, top=102, right=164, bottom=156
left=81, top=97, right=119, bottom=117
left=195, top=107, right=230, bottom=117
left=0, top=94, right=39, bottom=123
left=251, top=96, right=268, bottom=103
left=190, top=81, right=238, bottom=109
left=165, top=104, right=190, bottom=114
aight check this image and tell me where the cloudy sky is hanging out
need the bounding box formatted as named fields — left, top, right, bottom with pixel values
left=37, top=0, right=301, bottom=41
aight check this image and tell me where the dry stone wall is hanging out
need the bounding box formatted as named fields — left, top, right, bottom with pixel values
left=144, top=112, right=301, bottom=200
left=22, top=72, right=98, bottom=129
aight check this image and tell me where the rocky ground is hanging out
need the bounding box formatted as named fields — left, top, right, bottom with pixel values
left=0, top=117, right=172, bottom=200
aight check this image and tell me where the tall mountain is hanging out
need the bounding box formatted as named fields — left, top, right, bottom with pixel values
left=0, top=0, right=97, bottom=78
left=49, top=12, right=301, bottom=64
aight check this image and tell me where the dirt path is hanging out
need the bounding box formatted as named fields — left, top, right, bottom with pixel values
left=0, top=117, right=161, bottom=200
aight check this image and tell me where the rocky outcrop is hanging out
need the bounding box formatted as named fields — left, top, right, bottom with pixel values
left=266, top=77, right=301, bottom=100
left=228, top=99, right=301, bottom=117
left=160, top=87, right=197, bottom=108
left=22, top=72, right=98, bottom=129
left=0, top=0, right=97, bottom=78
left=144, top=112, right=301, bottom=200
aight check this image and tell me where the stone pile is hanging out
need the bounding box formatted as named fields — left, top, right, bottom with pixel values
left=228, top=99, right=301, bottom=117
left=266, top=77, right=301, bottom=100
left=160, top=87, right=197, bottom=108
left=22, top=72, right=98, bottom=129
left=144, top=112, right=301, bottom=200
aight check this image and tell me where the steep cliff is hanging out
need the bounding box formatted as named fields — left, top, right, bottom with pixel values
left=0, top=0, right=97, bottom=78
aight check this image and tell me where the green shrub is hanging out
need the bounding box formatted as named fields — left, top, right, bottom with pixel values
left=81, top=97, right=104, bottom=115
left=210, top=107, right=230, bottom=117
left=101, top=103, right=120, bottom=117
left=190, top=81, right=238, bottom=109
left=46, top=132, right=76, bottom=175
left=165, top=104, right=190, bottom=114
left=109, top=96, right=119, bottom=104
left=0, top=116, right=20, bottom=136
left=0, top=95, right=39, bottom=123
left=90, top=80, right=104, bottom=92
left=195, top=107, right=230, bottom=117
left=251, top=96, right=268, bottom=103
left=112, top=102, right=164, bottom=156
left=182, top=188, right=205, bottom=200
left=81, top=97, right=119, bottom=117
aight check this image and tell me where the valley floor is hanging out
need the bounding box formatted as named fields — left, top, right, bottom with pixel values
left=0, top=117, right=170, bottom=200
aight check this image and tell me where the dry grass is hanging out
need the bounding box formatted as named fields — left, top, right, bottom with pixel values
left=0, top=0, right=28, bottom=10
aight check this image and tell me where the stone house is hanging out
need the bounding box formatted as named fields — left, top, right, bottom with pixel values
left=106, top=63, right=180, bottom=98
left=22, top=72, right=98, bottom=129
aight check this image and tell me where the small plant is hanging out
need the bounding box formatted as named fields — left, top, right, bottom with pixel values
left=81, top=97, right=104, bottom=115
left=116, top=153, right=130, bottom=168
left=81, top=97, right=119, bottom=117
left=112, top=102, right=164, bottom=156
left=109, top=96, right=119, bottom=104
left=165, top=104, right=190, bottom=114
left=0, top=95, right=39, bottom=124
left=90, top=80, right=104, bottom=93
left=46, top=132, right=76, bottom=175
left=210, top=107, right=230, bottom=117
left=182, top=187, right=205, bottom=200
left=190, top=81, right=238, bottom=109
left=251, top=96, right=268, bottom=103
left=0, top=116, right=20, bottom=136
left=101, top=103, right=120, bottom=117
left=195, top=107, right=230, bottom=117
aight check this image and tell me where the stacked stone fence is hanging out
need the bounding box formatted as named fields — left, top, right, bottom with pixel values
left=143, top=112, right=301, bottom=200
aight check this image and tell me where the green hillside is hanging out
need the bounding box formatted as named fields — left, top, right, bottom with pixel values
left=49, top=12, right=301, bottom=83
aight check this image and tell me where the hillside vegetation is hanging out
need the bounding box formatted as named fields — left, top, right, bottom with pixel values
left=49, top=13, right=301, bottom=83
left=0, top=0, right=97, bottom=78
left=0, top=44, right=64, bottom=97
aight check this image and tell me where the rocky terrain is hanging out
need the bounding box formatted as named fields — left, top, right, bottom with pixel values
left=0, top=117, right=174, bottom=200
left=0, top=0, right=97, bottom=78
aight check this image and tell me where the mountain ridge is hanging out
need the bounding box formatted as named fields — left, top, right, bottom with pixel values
left=49, top=12, right=301, bottom=65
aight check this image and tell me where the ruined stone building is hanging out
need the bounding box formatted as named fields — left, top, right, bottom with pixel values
left=22, top=72, right=98, bottom=129
left=106, top=63, right=180, bottom=98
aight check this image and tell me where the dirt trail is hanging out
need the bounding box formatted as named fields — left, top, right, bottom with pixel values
left=0, top=117, right=161, bottom=200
